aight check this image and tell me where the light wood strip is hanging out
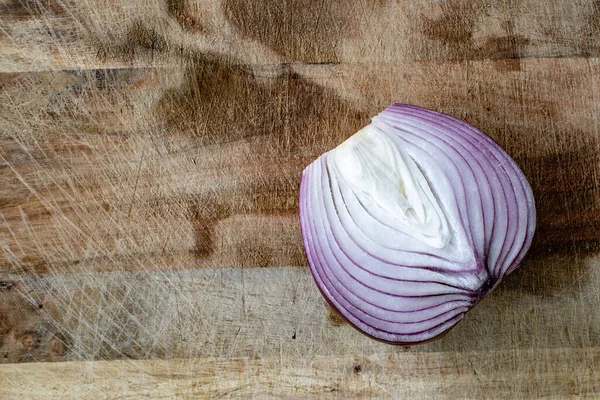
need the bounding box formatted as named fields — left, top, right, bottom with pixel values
left=0, top=259, right=598, bottom=363
left=0, top=347, right=598, bottom=399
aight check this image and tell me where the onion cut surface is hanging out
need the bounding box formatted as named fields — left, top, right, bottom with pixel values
left=299, top=104, right=536, bottom=344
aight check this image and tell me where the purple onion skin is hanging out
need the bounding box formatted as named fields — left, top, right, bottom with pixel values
left=299, top=104, right=536, bottom=345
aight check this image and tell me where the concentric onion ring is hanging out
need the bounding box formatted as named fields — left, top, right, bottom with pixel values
left=299, top=104, right=536, bottom=344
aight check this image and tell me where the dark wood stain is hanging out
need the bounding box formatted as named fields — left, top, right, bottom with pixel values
left=0, top=0, right=65, bottom=21
left=420, top=2, right=528, bottom=63
left=95, top=0, right=358, bottom=64
left=434, top=72, right=600, bottom=256
left=127, top=22, right=168, bottom=54
left=0, top=310, right=12, bottom=335
left=49, top=333, right=68, bottom=357
left=187, top=194, right=230, bottom=258
left=577, top=0, right=600, bottom=57
left=188, top=193, right=232, bottom=222
left=156, top=56, right=366, bottom=152
left=19, top=330, right=42, bottom=352
left=245, top=177, right=300, bottom=214
left=166, top=0, right=205, bottom=32
left=192, top=221, right=218, bottom=258
left=63, top=68, right=144, bottom=95
left=188, top=184, right=307, bottom=264
left=236, top=238, right=273, bottom=268
left=287, top=243, right=309, bottom=267
left=520, top=146, right=600, bottom=255
left=502, top=254, right=592, bottom=298
left=224, top=0, right=357, bottom=62
left=154, top=49, right=365, bottom=264
left=96, top=21, right=168, bottom=64
left=421, top=2, right=478, bottom=59
left=423, top=4, right=474, bottom=45
left=0, top=74, right=21, bottom=90
left=0, top=290, right=71, bottom=363
left=479, top=35, right=529, bottom=71
left=327, top=304, right=347, bottom=326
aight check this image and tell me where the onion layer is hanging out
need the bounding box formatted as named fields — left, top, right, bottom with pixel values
left=299, top=104, right=536, bottom=344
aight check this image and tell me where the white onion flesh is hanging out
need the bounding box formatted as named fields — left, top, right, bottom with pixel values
left=299, top=104, right=536, bottom=344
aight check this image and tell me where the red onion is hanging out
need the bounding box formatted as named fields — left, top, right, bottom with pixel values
left=299, top=104, right=536, bottom=344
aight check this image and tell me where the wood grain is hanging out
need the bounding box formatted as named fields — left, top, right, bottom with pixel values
left=1, top=0, right=600, bottom=397
left=0, top=258, right=598, bottom=363
left=2, top=58, right=599, bottom=273
left=1, top=347, right=598, bottom=399
left=1, top=0, right=600, bottom=72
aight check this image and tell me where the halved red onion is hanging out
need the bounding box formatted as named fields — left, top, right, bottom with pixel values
left=299, top=104, right=536, bottom=344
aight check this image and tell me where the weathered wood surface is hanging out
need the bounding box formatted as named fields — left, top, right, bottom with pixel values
left=1, top=0, right=600, bottom=398
left=1, top=348, right=598, bottom=399
left=0, top=264, right=599, bottom=363
left=2, top=59, right=599, bottom=274
left=1, top=0, right=600, bottom=72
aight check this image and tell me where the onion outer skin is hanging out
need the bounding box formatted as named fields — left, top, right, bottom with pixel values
left=299, top=104, right=536, bottom=345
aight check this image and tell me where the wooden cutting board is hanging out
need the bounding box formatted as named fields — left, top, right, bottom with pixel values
left=1, top=0, right=599, bottom=398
